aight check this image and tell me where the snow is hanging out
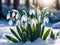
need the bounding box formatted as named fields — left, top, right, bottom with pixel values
left=0, top=25, right=47, bottom=45
left=0, top=20, right=60, bottom=45
left=52, top=22, right=60, bottom=29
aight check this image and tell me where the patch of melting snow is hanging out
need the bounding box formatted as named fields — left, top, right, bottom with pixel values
left=0, top=38, right=47, bottom=45
left=0, top=24, right=60, bottom=45
left=31, top=38, right=47, bottom=45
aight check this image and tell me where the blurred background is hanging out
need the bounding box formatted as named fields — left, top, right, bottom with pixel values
left=0, top=0, right=60, bottom=19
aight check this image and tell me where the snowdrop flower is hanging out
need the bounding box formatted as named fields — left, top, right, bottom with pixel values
left=21, top=15, right=27, bottom=22
left=7, top=11, right=10, bottom=20
left=21, top=15, right=28, bottom=30
left=16, top=13, right=19, bottom=19
left=21, top=15, right=27, bottom=27
left=9, top=20, right=13, bottom=26
left=16, top=20, right=20, bottom=26
left=12, top=12, right=15, bottom=17
left=29, top=9, right=35, bottom=15
left=43, top=17, right=49, bottom=25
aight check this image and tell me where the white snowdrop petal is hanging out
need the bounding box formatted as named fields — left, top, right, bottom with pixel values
left=7, top=14, right=10, bottom=19
left=21, top=15, right=27, bottom=27
left=44, top=17, right=49, bottom=23
left=12, top=12, right=15, bottom=17
left=29, top=9, right=35, bottom=15
left=21, top=15, right=27, bottom=21
left=16, top=20, right=20, bottom=25
left=16, top=14, right=19, bottom=19
left=9, top=20, right=13, bottom=26
left=32, top=9, right=35, bottom=15
left=29, top=9, right=32, bottom=15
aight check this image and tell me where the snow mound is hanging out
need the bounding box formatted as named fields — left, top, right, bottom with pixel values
left=0, top=38, right=47, bottom=45
left=52, top=22, right=60, bottom=29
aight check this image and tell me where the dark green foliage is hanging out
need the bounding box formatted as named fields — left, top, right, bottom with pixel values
left=40, top=25, right=44, bottom=38
left=10, top=29, right=21, bottom=41
left=56, top=32, right=60, bottom=36
left=16, top=26, right=22, bottom=41
left=6, top=35, right=18, bottom=43
left=6, top=9, right=51, bottom=43
left=50, top=31, right=60, bottom=39
left=43, top=29, right=50, bottom=40
left=50, top=31, right=55, bottom=39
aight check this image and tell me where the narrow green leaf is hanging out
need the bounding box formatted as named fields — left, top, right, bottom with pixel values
left=40, top=25, right=44, bottom=38
left=10, top=28, right=21, bottom=41
left=22, top=32, right=27, bottom=42
left=27, top=24, right=33, bottom=41
left=20, top=26, right=25, bottom=32
left=6, top=35, right=18, bottom=43
left=31, top=23, right=36, bottom=32
left=43, top=29, right=50, bottom=40
left=56, top=32, right=60, bottom=36
left=34, top=24, right=41, bottom=39
left=16, top=26, right=22, bottom=40
left=39, top=15, right=42, bottom=25
left=50, top=31, right=55, bottom=39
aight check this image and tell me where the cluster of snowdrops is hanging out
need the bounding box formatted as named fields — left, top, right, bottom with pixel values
left=6, top=7, right=59, bottom=43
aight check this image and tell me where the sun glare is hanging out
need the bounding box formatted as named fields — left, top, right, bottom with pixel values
left=42, top=0, right=52, bottom=6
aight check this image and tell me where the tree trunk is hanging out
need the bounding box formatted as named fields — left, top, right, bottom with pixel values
left=56, top=0, right=60, bottom=10
left=25, top=0, right=30, bottom=8
left=13, top=0, right=19, bottom=9
left=7, top=0, right=10, bottom=6
left=0, top=0, right=2, bottom=19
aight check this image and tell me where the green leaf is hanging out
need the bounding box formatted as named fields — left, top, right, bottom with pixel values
left=50, top=31, right=55, bottom=39
left=20, top=26, right=26, bottom=32
left=56, top=32, right=60, bottom=36
left=27, top=24, right=33, bottom=41
left=22, top=32, right=27, bottom=42
left=10, top=28, right=21, bottom=41
left=34, top=24, right=41, bottom=39
left=43, top=29, right=50, bottom=40
left=38, top=16, right=42, bottom=26
left=16, top=26, right=22, bottom=40
left=31, top=23, right=36, bottom=32
left=6, top=35, right=18, bottom=43
left=40, top=25, right=44, bottom=38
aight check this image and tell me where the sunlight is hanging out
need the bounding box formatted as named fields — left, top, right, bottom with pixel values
left=42, top=0, right=52, bottom=6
